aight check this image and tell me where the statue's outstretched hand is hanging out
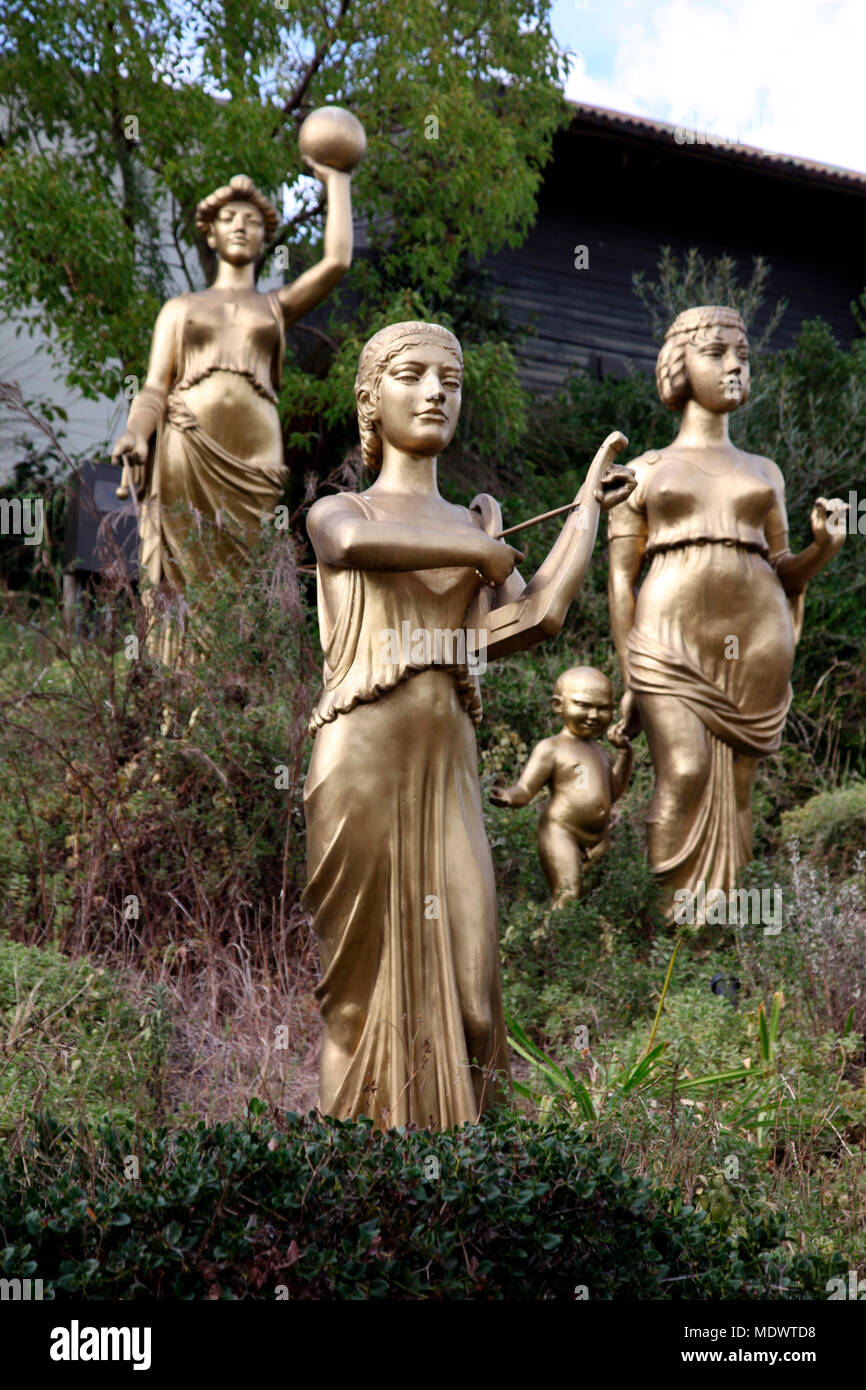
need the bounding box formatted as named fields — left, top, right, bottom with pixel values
left=811, top=496, right=847, bottom=553
left=301, top=153, right=350, bottom=185
left=595, top=465, right=637, bottom=512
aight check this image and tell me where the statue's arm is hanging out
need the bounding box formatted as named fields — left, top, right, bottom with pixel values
left=142, top=298, right=182, bottom=394
left=514, top=434, right=631, bottom=633
left=307, top=495, right=519, bottom=581
left=465, top=433, right=632, bottom=660
left=767, top=494, right=847, bottom=595
left=608, top=532, right=646, bottom=686
left=608, top=739, right=634, bottom=801
left=111, top=297, right=181, bottom=489
left=275, top=166, right=353, bottom=325
left=490, top=740, right=556, bottom=806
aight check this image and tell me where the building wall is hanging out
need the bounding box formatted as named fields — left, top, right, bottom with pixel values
left=483, top=120, right=866, bottom=395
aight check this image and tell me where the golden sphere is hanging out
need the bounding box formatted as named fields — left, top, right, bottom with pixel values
left=298, top=107, right=366, bottom=173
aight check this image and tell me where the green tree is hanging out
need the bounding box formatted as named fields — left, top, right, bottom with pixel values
left=632, top=246, right=787, bottom=356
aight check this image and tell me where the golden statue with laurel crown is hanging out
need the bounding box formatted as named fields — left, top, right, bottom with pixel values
left=111, top=108, right=365, bottom=626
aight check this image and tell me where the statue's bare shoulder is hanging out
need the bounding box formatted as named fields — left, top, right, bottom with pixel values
left=306, top=489, right=368, bottom=537
left=741, top=449, right=786, bottom=494
left=151, top=292, right=190, bottom=334
left=624, top=448, right=663, bottom=480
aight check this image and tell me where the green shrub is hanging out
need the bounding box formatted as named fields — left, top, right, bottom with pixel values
left=497, top=815, right=663, bottom=1046
left=0, top=1109, right=841, bottom=1300
left=780, top=784, right=866, bottom=875
left=738, top=844, right=866, bottom=1040
left=0, top=527, right=316, bottom=955
left=0, top=939, right=167, bottom=1133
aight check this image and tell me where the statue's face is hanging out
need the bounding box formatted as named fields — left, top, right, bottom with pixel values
left=554, top=677, right=613, bottom=737
left=207, top=199, right=266, bottom=265
left=684, top=326, right=750, bottom=413
left=374, top=340, right=462, bottom=456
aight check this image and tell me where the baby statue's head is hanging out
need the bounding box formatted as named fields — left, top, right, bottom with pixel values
left=552, top=666, right=614, bottom=738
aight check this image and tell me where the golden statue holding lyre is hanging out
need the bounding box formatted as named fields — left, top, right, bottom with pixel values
left=302, top=319, right=635, bottom=1130
left=111, top=107, right=365, bottom=608
left=607, top=306, right=847, bottom=921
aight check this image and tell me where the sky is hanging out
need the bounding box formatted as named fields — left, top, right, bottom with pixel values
left=552, top=0, right=866, bottom=175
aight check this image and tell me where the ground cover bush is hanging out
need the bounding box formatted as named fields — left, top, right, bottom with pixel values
left=0, top=1108, right=843, bottom=1300
left=0, top=529, right=316, bottom=955
left=0, top=938, right=167, bottom=1134
left=780, top=784, right=866, bottom=876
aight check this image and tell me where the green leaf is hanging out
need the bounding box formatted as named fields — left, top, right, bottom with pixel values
left=758, top=1004, right=770, bottom=1064
left=676, top=1067, right=754, bottom=1091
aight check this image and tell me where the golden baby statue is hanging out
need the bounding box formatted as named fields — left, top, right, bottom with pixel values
left=111, top=108, right=364, bottom=609
left=607, top=305, right=847, bottom=921
left=302, top=320, right=635, bottom=1130
left=490, top=666, right=633, bottom=909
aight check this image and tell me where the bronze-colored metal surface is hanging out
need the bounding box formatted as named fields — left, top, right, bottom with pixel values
left=111, top=113, right=361, bottom=609
left=607, top=305, right=847, bottom=919
left=298, top=105, right=367, bottom=173
left=302, top=320, right=635, bottom=1129
left=490, top=667, right=633, bottom=908
left=464, top=432, right=634, bottom=661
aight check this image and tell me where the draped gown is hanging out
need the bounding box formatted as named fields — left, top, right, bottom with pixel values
left=139, top=288, right=289, bottom=591
left=608, top=448, right=799, bottom=903
left=302, top=492, right=511, bottom=1129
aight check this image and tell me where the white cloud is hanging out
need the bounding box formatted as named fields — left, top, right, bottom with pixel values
left=564, top=0, right=866, bottom=173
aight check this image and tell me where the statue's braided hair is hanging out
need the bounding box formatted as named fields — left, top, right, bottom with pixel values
left=355, top=321, right=463, bottom=470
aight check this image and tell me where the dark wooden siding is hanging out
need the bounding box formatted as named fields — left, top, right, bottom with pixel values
left=482, top=119, right=866, bottom=395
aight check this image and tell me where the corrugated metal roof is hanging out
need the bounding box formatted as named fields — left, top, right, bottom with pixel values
left=566, top=101, right=866, bottom=194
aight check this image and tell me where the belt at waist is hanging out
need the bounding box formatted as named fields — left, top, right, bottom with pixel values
left=645, top=536, right=769, bottom=561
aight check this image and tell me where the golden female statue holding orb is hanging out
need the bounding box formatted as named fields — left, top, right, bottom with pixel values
left=111, top=107, right=366, bottom=632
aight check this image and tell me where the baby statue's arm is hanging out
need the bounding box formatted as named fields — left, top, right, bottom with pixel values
left=490, top=739, right=556, bottom=808
left=607, top=729, right=634, bottom=802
